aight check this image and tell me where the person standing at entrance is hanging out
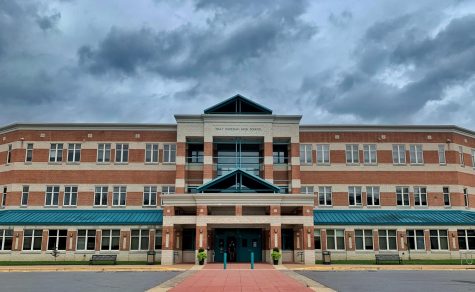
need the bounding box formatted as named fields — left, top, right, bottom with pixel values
left=228, top=240, right=236, bottom=262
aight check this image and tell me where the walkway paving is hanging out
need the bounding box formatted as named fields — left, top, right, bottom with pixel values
left=169, top=263, right=314, bottom=292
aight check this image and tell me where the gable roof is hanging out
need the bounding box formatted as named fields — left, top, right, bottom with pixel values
left=204, top=94, right=272, bottom=114
left=196, top=168, right=280, bottom=193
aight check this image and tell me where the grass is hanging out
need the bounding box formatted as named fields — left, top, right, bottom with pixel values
left=315, top=259, right=466, bottom=265
left=0, top=261, right=157, bottom=266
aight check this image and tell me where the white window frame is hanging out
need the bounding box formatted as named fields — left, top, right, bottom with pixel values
left=143, top=186, right=157, bottom=206
left=6, top=144, right=12, bottom=164
left=67, top=143, right=81, bottom=163
left=47, top=229, right=67, bottom=251
left=45, top=186, right=60, bottom=206
left=49, top=143, right=63, bottom=163
left=378, top=229, right=397, bottom=251
left=314, top=229, right=321, bottom=250
left=438, top=144, right=446, bottom=165
left=326, top=229, right=345, bottom=250
left=23, top=229, right=43, bottom=251
left=458, top=229, right=475, bottom=250
left=355, top=229, right=373, bottom=250
left=1, top=187, right=6, bottom=208
left=396, top=186, right=410, bottom=206
left=471, top=149, right=475, bottom=169
left=25, top=143, right=34, bottom=163
left=318, top=186, right=332, bottom=206
left=363, top=144, right=377, bottom=165
left=464, top=188, right=469, bottom=208
left=406, top=229, right=425, bottom=251
left=299, top=144, right=312, bottom=165
left=316, top=144, right=330, bottom=165
left=414, top=186, right=427, bottom=206
left=101, top=229, right=120, bottom=251
left=145, top=143, right=159, bottom=163
left=112, top=186, right=126, bottom=206
left=21, top=186, right=29, bottom=207
left=348, top=186, right=362, bottom=206
left=366, top=186, right=380, bottom=206
left=0, top=229, right=13, bottom=251
left=63, top=186, right=78, bottom=206
left=443, top=187, right=450, bottom=207
left=94, top=186, right=108, bottom=206
left=77, top=229, right=96, bottom=251
left=429, top=230, right=448, bottom=250
left=130, top=229, right=149, bottom=251
left=162, top=186, right=175, bottom=195
left=163, top=144, right=176, bottom=163
left=345, top=144, right=359, bottom=164
left=409, top=144, right=424, bottom=165
left=97, top=143, right=111, bottom=163
left=392, top=144, right=406, bottom=165
left=115, top=144, right=129, bottom=163
left=155, top=230, right=162, bottom=250
left=459, top=146, right=465, bottom=166
left=300, top=186, right=314, bottom=195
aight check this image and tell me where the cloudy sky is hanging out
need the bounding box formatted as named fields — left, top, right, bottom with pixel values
left=1, top=0, right=475, bottom=129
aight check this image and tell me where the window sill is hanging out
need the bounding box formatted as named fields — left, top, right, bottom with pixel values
left=0, top=251, right=12, bottom=254
left=366, top=205, right=381, bottom=208
left=144, top=162, right=159, bottom=165
left=44, top=206, right=59, bottom=208
left=142, top=205, right=157, bottom=208
left=316, top=163, right=331, bottom=166
left=24, top=162, right=32, bottom=165
left=363, top=163, right=378, bottom=166
left=75, top=251, right=96, bottom=254
left=93, top=206, right=108, bottom=208
left=317, top=205, right=333, bottom=208
left=99, top=250, right=120, bottom=254
left=20, top=206, right=28, bottom=208
left=162, top=162, right=176, bottom=165
left=114, top=162, right=129, bottom=165
left=96, top=162, right=111, bottom=165
left=349, top=205, right=363, bottom=208
left=444, top=205, right=452, bottom=208
left=21, top=251, right=42, bottom=254
left=111, top=206, right=127, bottom=208
left=62, top=205, right=78, bottom=208
left=129, top=250, right=148, bottom=254
left=410, top=163, right=424, bottom=166
left=345, top=163, right=360, bottom=166
left=48, top=162, right=62, bottom=165
left=414, top=206, right=429, bottom=209
left=66, top=162, right=80, bottom=165
left=393, top=164, right=407, bottom=166
left=396, top=206, right=411, bottom=209
left=46, top=251, right=66, bottom=254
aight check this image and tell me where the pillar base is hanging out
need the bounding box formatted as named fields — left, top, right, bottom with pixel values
left=161, top=250, right=174, bottom=265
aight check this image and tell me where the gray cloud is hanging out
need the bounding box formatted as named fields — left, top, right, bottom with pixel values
left=36, top=12, right=61, bottom=31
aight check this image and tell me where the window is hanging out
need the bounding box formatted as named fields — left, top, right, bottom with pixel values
left=458, top=229, right=475, bottom=250
left=187, top=143, right=204, bottom=163
left=443, top=187, right=450, bottom=207
left=112, top=186, right=126, bottom=206
left=1, top=187, right=6, bottom=207
left=355, top=229, right=373, bottom=250
left=459, top=146, right=465, bottom=166
left=464, top=188, right=469, bottom=208
left=430, top=230, right=448, bottom=250
left=363, top=144, right=377, bottom=164
left=314, top=229, right=321, bottom=249
left=282, top=229, right=294, bottom=250
left=300, top=186, right=314, bottom=195
left=163, top=144, right=176, bottom=163
left=438, top=145, right=446, bottom=165
left=396, top=186, right=410, bottom=206
left=348, top=186, right=362, bottom=206
left=101, top=229, right=120, bottom=251
left=366, top=186, right=380, bottom=206
left=94, top=186, right=108, bottom=206
left=48, top=230, right=67, bottom=251
left=326, top=229, right=345, bottom=250
left=407, top=229, right=425, bottom=250
left=77, top=230, right=96, bottom=251
left=273, top=144, right=288, bottom=164
left=64, top=186, right=78, bottom=206
left=131, top=229, right=149, bottom=251
left=0, top=229, right=13, bottom=251
left=6, top=144, right=12, bottom=164
left=115, top=144, right=129, bottom=163
left=392, top=144, right=406, bottom=164
left=472, top=149, right=475, bottom=168
left=49, top=143, right=63, bottom=162
left=97, top=143, right=111, bottom=163
left=410, top=144, right=423, bottom=164
left=25, top=143, right=34, bottom=163
left=143, top=186, right=157, bottom=206
left=278, top=186, right=289, bottom=194
left=45, top=186, right=60, bottom=206
left=21, top=186, right=29, bottom=206
left=345, top=144, right=359, bottom=164
left=23, top=229, right=43, bottom=251
left=67, top=143, right=81, bottom=163
left=316, top=144, right=330, bottom=165
left=318, top=186, right=332, bottom=206
left=145, top=144, right=159, bottom=163
left=378, top=229, right=397, bottom=250
left=162, top=186, right=175, bottom=195
left=414, top=187, right=427, bottom=206
left=299, top=144, right=312, bottom=164
left=155, top=230, right=162, bottom=250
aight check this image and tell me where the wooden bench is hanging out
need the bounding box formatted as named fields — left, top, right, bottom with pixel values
left=89, top=254, right=117, bottom=265
left=375, top=254, right=402, bottom=264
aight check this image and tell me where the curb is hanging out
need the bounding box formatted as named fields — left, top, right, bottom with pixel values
left=0, top=265, right=189, bottom=273
left=288, top=265, right=475, bottom=272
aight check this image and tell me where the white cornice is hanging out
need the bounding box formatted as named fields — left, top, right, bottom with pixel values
left=161, top=193, right=314, bottom=206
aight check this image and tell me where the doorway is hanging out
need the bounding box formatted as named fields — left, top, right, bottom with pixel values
left=213, top=229, right=262, bottom=262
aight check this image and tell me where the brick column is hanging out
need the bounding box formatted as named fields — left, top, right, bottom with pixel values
left=120, top=230, right=130, bottom=251
left=294, top=227, right=303, bottom=250
left=290, top=143, right=301, bottom=194
left=195, top=225, right=207, bottom=250
left=263, top=142, right=273, bottom=182
left=373, top=229, right=379, bottom=251
left=41, top=230, right=48, bottom=251
left=321, top=229, right=327, bottom=250
left=95, top=230, right=102, bottom=251
left=270, top=226, right=281, bottom=249
left=424, top=230, right=431, bottom=252
left=163, top=206, right=175, bottom=216
left=235, top=205, right=242, bottom=216
left=397, top=230, right=407, bottom=251
left=346, top=230, right=355, bottom=251
left=149, top=229, right=156, bottom=251
left=13, top=230, right=23, bottom=251
left=203, top=142, right=213, bottom=182
left=161, top=227, right=175, bottom=250
left=175, top=142, right=186, bottom=194
left=448, top=230, right=458, bottom=251
left=303, top=226, right=315, bottom=250
left=67, top=230, right=77, bottom=251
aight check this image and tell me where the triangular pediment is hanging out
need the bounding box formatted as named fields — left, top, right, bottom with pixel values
left=196, top=169, right=280, bottom=193
left=204, top=94, right=272, bottom=114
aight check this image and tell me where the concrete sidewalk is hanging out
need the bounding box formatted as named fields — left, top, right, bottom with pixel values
left=285, top=264, right=475, bottom=271
left=0, top=264, right=192, bottom=273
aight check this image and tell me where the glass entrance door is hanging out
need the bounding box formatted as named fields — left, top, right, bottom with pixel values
left=213, top=229, right=262, bottom=262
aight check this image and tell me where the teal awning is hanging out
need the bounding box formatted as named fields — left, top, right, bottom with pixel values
left=314, top=210, right=475, bottom=226
left=0, top=209, right=163, bottom=226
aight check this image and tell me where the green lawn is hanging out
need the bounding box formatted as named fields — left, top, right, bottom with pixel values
left=0, top=261, right=156, bottom=266
left=315, top=259, right=466, bottom=265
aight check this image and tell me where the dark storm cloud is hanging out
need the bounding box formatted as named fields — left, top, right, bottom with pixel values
left=36, top=12, right=61, bottom=31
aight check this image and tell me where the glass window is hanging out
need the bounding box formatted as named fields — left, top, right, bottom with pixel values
left=318, top=186, right=332, bottom=206
left=49, top=143, right=63, bottom=163
left=182, top=229, right=196, bottom=251
left=48, top=230, right=67, bottom=251
left=366, top=186, right=380, bottom=206
left=101, top=229, right=120, bottom=251
left=155, top=230, right=162, bottom=250
left=67, top=143, right=81, bottom=163
left=363, top=144, right=377, bottom=164
left=355, top=229, right=373, bottom=250
left=6, top=144, right=12, bottom=164
left=438, top=145, right=446, bottom=165
left=282, top=229, right=294, bottom=250
left=472, top=149, right=475, bottom=168
left=25, top=143, right=34, bottom=163
left=345, top=144, right=359, bottom=164
left=443, top=187, right=450, bottom=207
left=459, top=146, right=465, bottom=166
left=21, top=186, right=29, bottom=206
left=45, top=186, right=60, bottom=206
left=414, top=187, right=427, bottom=206
left=348, top=186, right=362, bottom=206
left=115, top=144, right=129, bottom=163
left=378, top=229, right=397, bottom=250
left=301, top=186, right=314, bottom=195
left=300, top=144, right=312, bottom=164
left=94, top=186, right=108, bottom=206
left=143, top=186, right=157, bottom=206
left=163, top=144, right=176, bottom=163
left=392, top=144, right=406, bottom=164
left=77, top=230, right=96, bottom=251
left=464, top=188, right=469, bottom=208
left=396, top=186, right=410, bottom=206
left=23, top=229, right=43, bottom=251
left=430, top=230, right=448, bottom=250
left=131, top=229, right=149, bottom=251
left=410, top=145, right=424, bottom=164
left=112, top=186, right=126, bottom=206
left=97, top=143, right=111, bottom=163
left=407, top=229, right=425, bottom=250
left=326, top=229, right=345, bottom=250
left=0, top=229, right=13, bottom=251
left=273, top=144, right=288, bottom=164
left=64, top=186, right=78, bottom=206
left=1, top=187, right=6, bottom=207
left=314, top=229, right=321, bottom=250
left=162, top=186, right=175, bottom=195
left=316, top=144, right=330, bottom=165
left=458, top=230, right=475, bottom=250
left=145, top=144, right=159, bottom=163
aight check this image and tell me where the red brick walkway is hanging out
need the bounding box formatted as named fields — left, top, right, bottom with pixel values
left=169, top=263, right=312, bottom=292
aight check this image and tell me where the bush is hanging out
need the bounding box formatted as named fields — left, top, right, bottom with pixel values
left=271, top=248, right=281, bottom=260
left=197, top=249, right=207, bottom=261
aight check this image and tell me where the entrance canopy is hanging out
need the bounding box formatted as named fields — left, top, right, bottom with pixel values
left=196, top=169, right=280, bottom=193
